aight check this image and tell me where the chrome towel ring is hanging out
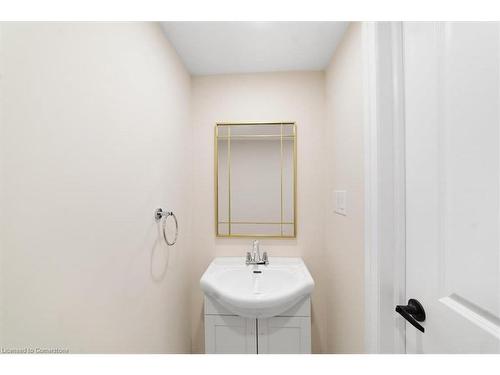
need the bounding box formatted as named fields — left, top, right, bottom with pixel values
left=154, top=208, right=178, bottom=246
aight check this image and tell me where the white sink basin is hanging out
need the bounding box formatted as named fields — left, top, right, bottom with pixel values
left=200, top=257, right=314, bottom=318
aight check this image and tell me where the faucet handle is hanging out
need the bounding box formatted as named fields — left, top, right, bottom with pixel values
left=262, top=252, right=268, bottom=264
left=245, top=252, right=252, bottom=264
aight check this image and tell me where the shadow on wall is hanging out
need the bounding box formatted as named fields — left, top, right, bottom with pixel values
left=150, top=223, right=171, bottom=282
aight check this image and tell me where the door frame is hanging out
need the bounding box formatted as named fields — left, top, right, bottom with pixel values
left=362, top=21, right=407, bottom=354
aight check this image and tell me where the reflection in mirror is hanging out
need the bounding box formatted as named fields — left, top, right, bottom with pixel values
left=215, top=122, right=296, bottom=238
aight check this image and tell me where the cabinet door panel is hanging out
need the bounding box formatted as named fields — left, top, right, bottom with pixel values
left=205, top=315, right=257, bottom=354
left=258, top=316, right=311, bottom=354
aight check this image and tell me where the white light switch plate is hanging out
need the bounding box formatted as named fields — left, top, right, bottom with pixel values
left=334, top=190, right=347, bottom=216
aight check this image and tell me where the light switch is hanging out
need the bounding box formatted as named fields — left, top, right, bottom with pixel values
left=334, top=190, right=347, bottom=216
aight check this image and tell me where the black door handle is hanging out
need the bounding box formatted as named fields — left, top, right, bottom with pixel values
left=395, top=299, right=426, bottom=333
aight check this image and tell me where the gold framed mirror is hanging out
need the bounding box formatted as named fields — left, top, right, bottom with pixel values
left=215, top=122, right=297, bottom=238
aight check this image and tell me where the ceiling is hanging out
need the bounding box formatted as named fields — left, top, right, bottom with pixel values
left=161, top=22, right=349, bottom=75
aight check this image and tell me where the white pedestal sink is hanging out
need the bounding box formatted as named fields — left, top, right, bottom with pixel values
left=200, top=257, right=314, bottom=319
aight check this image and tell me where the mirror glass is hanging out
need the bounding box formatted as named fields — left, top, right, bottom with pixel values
left=215, top=122, right=296, bottom=237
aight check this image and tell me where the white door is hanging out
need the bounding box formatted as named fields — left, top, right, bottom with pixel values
left=204, top=315, right=257, bottom=354
left=257, top=317, right=311, bottom=354
left=403, top=22, right=500, bottom=353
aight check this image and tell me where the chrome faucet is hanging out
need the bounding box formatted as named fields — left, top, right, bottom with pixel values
left=246, top=240, right=269, bottom=265
left=252, top=240, right=260, bottom=262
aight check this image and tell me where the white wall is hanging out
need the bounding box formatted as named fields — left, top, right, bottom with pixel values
left=0, top=23, right=193, bottom=353
left=324, top=22, right=365, bottom=353
left=190, top=71, right=327, bottom=353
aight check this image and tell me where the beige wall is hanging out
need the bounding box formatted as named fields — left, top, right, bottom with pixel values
left=190, top=72, right=328, bottom=353
left=0, top=23, right=193, bottom=353
left=324, top=23, right=365, bottom=353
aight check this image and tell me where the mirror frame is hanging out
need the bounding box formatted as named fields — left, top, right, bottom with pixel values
left=214, top=121, right=297, bottom=238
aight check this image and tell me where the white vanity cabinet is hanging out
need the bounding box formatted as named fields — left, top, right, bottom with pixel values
left=204, top=296, right=311, bottom=354
left=257, top=316, right=311, bottom=354
left=204, top=315, right=257, bottom=354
